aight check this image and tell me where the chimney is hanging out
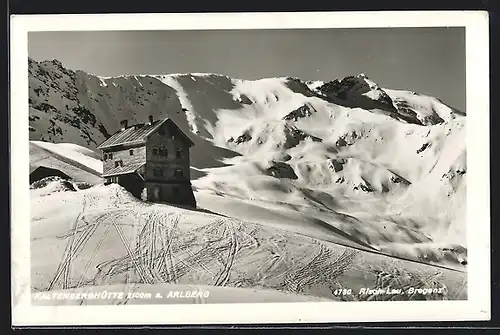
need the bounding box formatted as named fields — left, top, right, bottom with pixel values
left=120, top=119, right=128, bottom=130
left=149, top=115, right=154, bottom=124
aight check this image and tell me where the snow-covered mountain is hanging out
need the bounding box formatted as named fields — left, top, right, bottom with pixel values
left=28, top=58, right=467, bottom=268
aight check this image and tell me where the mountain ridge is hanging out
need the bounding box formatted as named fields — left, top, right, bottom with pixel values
left=28, top=57, right=467, bottom=268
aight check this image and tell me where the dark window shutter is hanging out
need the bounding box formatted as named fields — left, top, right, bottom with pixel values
left=154, top=167, right=163, bottom=176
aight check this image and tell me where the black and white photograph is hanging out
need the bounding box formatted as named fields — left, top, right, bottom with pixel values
left=10, top=11, right=490, bottom=325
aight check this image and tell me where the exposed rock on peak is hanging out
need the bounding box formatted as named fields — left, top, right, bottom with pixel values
left=318, top=74, right=396, bottom=113
left=283, top=104, right=317, bottom=121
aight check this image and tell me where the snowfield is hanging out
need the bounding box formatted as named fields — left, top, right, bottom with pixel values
left=30, top=184, right=466, bottom=303
left=28, top=58, right=467, bottom=302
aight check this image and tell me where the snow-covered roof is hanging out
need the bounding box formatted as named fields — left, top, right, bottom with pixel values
left=96, top=118, right=194, bottom=150
left=102, top=161, right=145, bottom=178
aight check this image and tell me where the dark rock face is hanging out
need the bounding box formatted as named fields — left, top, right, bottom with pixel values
left=75, top=182, right=93, bottom=190
left=354, top=182, right=375, bottom=193
left=278, top=153, right=292, bottom=162
left=283, top=125, right=322, bottom=150
left=28, top=58, right=110, bottom=146
left=235, top=130, right=253, bottom=144
left=283, top=104, right=316, bottom=121
left=284, top=77, right=317, bottom=97
left=417, top=142, right=431, bottom=154
left=266, top=162, right=298, bottom=180
left=442, top=168, right=467, bottom=181
left=392, top=98, right=444, bottom=126
left=327, top=158, right=347, bottom=172
left=238, top=94, right=253, bottom=105
left=317, top=74, right=450, bottom=126
left=318, top=75, right=396, bottom=113
left=336, top=131, right=360, bottom=148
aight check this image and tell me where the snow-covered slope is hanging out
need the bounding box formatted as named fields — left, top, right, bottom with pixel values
left=28, top=58, right=467, bottom=268
left=30, top=184, right=466, bottom=301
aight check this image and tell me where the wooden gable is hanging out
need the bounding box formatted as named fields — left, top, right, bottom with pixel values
left=151, top=119, right=195, bottom=147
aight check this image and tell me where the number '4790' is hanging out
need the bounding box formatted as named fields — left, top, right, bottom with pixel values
left=333, top=288, right=352, bottom=296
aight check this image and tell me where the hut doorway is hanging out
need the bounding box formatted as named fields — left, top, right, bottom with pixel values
left=153, top=186, right=161, bottom=201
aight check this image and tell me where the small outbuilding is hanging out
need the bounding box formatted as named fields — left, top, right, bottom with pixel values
left=29, top=165, right=72, bottom=184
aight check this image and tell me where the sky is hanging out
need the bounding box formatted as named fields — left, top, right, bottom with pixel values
left=29, top=28, right=466, bottom=112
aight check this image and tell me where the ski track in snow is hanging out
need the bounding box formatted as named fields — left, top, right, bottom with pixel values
left=30, top=184, right=467, bottom=303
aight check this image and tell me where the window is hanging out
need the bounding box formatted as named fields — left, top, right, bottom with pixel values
left=109, top=152, right=113, bottom=159
left=103, top=153, right=108, bottom=161
left=153, top=167, right=163, bottom=177
left=174, top=169, right=183, bottom=178
left=115, top=161, right=119, bottom=168
left=152, top=147, right=158, bottom=156
left=176, top=149, right=182, bottom=159
left=108, top=176, right=119, bottom=183
left=129, top=149, right=134, bottom=156
left=159, top=146, right=167, bottom=158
